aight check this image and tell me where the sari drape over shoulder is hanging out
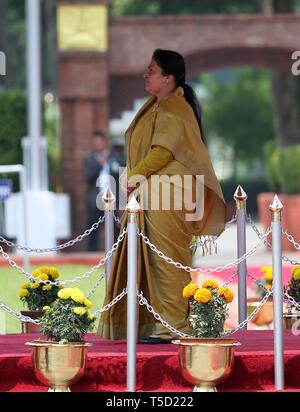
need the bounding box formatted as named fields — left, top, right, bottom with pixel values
left=97, top=87, right=226, bottom=340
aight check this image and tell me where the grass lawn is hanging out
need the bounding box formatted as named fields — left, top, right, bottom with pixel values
left=0, top=265, right=106, bottom=334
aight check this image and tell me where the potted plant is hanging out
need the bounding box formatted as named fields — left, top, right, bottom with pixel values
left=247, top=266, right=273, bottom=327
left=26, top=287, right=95, bottom=392
left=172, top=280, right=240, bottom=392
left=19, top=266, right=60, bottom=333
left=283, top=265, right=300, bottom=329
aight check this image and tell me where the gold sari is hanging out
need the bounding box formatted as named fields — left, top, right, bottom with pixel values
left=97, top=87, right=226, bottom=340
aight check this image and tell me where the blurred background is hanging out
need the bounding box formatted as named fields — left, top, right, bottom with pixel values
left=0, top=0, right=300, bottom=332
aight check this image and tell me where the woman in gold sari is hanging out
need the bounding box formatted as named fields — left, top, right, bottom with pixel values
left=97, top=49, right=226, bottom=343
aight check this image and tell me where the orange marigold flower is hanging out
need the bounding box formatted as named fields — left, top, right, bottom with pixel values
left=202, top=279, right=219, bottom=289
left=194, top=288, right=211, bottom=303
left=182, top=283, right=199, bottom=298
left=219, top=287, right=234, bottom=304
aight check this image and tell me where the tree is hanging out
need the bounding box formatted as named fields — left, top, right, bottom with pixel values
left=258, top=0, right=300, bottom=147
left=201, top=68, right=273, bottom=178
left=111, top=0, right=259, bottom=16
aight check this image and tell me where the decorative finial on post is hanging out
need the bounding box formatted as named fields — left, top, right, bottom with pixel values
left=102, top=187, right=115, bottom=212
left=269, top=195, right=283, bottom=222
left=234, top=185, right=248, bottom=209
left=126, top=195, right=141, bottom=223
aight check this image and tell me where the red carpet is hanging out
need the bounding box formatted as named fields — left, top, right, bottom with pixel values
left=0, top=331, right=299, bottom=392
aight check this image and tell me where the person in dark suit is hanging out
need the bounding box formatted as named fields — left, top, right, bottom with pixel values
left=83, top=130, right=125, bottom=251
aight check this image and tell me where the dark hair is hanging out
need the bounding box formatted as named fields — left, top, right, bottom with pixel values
left=93, top=129, right=106, bottom=139
left=152, top=48, right=205, bottom=143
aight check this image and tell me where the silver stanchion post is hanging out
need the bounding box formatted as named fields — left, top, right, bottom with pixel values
left=269, top=195, right=284, bottom=390
left=126, top=194, right=140, bottom=392
left=102, top=187, right=115, bottom=285
left=234, top=185, right=248, bottom=329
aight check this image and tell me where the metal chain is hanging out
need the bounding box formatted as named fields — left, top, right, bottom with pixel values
left=282, top=229, right=300, bottom=251
left=138, top=228, right=271, bottom=274
left=0, top=301, right=41, bottom=324
left=283, top=292, right=300, bottom=311
left=113, top=213, right=121, bottom=224
left=0, top=215, right=105, bottom=253
left=225, top=214, right=237, bottom=229
left=247, top=271, right=270, bottom=293
left=0, top=227, right=127, bottom=285
left=137, top=288, right=273, bottom=338
left=223, top=291, right=273, bottom=336
left=137, top=290, right=190, bottom=338
left=247, top=215, right=300, bottom=266
left=222, top=272, right=238, bottom=287
left=86, top=272, right=106, bottom=298
left=92, top=288, right=128, bottom=317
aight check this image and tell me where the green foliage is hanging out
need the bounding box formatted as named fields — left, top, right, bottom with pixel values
left=0, top=265, right=105, bottom=334
left=263, top=143, right=300, bottom=194
left=0, top=90, right=26, bottom=190
left=44, top=101, right=62, bottom=192
left=111, top=0, right=257, bottom=16
left=190, top=294, right=228, bottom=338
left=41, top=293, right=95, bottom=343
left=202, top=68, right=273, bottom=164
left=20, top=283, right=60, bottom=311
left=285, top=278, right=300, bottom=305
left=19, top=267, right=60, bottom=311
left=262, top=140, right=281, bottom=192
left=220, top=176, right=270, bottom=216
left=279, top=145, right=300, bottom=194
left=184, top=282, right=233, bottom=338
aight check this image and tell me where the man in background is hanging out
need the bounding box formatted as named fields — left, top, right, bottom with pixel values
left=83, top=130, right=125, bottom=251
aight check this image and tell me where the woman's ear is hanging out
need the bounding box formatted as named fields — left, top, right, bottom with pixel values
left=165, top=74, right=175, bottom=85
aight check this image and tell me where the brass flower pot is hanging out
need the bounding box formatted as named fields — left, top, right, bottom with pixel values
left=247, top=298, right=273, bottom=326
left=20, top=311, right=43, bottom=334
left=26, top=340, right=93, bottom=392
left=172, top=338, right=241, bottom=392
left=283, top=312, right=300, bottom=330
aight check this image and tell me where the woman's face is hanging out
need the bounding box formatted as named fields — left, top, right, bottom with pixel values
left=144, top=58, right=170, bottom=96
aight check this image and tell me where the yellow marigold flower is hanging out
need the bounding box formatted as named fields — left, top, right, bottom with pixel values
left=202, top=279, right=219, bottom=289
left=19, top=289, right=29, bottom=297
left=32, top=269, right=41, bottom=278
left=30, top=282, right=40, bottom=289
left=71, top=288, right=85, bottom=304
left=86, top=310, right=94, bottom=320
left=219, top=287, right=234, bottom=304
left=43, top=306, right=50, bottom=311
left=182, top=283, right=199, bottom=298
left=292, top=265, right=300, bottom=275
left=58, top=288, right=73, bottom=299
left=260, top=266, right=272, bottom=274
left=84, top=298, right=92, bottom=308
left=293, top=272, right=300, bottom=281
left=73, top=307, right=86, bottom=316
left=42, top=285, right=52, bottom=291
left=264, top=271, right=273, bottom=282
left=39, top=273, right=49, bottom=281
left=194, top=288, right=211, bottom=303
left=48, top=267, right=59, bottom=279
left=21, top=283, right=30, bottom=289
left=292, top=266, right=300, bottom=280
left=38, top=266, right=50, bottom=273
left=265, top=284, right=272, bottom=289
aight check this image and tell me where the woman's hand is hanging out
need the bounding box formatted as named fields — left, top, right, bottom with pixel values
left=119, top=168, right=135, bottom=194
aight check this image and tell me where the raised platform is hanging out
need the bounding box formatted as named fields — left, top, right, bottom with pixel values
left=0, top=331, right=299, bottom=392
